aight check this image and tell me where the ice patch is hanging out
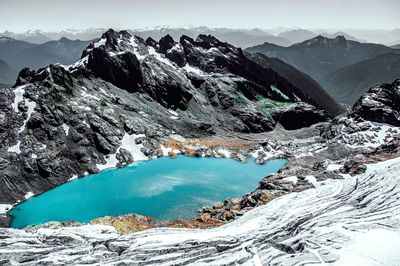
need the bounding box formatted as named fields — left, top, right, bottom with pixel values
left=0, top=204, right=13, bottom=214
left=11, top=85, right=27, bottom=111
left=93, top=38, right=106, bottom=48
left=160, top=145, right=172, bottom=156
left=283, top=176, right=298, bottom=184
left=120, top=133, right=149, bottom=161
left=305, top=175, right=317, bottom=186
left=170, top=116, right=179, bottom=120
left=81, top=89, right=100, bottom=101
left=334, top=229, right=400, bottom=265
left=7, top=141, right=21, bottom=154
left=97, top=133, right=149, bottom=171
left=62, top=124, right=70, bottom=136
left=17, top=99, right=36, bottom=134
left=217, top=148, right=231, bottom=158
left=252, top=254, right=263, bottom=266
left=327, top=164, right=342, bottom=171
left=148, top=46, right=175, bottom=67
left=183, top=63, right=205, bottom=75
left=31, top=153, right=37, bottom=159
left=129, top=37, right=146, bottom=60
left=69, top=175, right=78, bottom=181
left=11, top=85, right=36, bottom=134
left=168, top=110, right=178, bottom=116
left=24, top=192, right=34, bottom=199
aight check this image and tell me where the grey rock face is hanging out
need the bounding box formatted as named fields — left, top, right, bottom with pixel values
left=351, top=79, right=400, bottom=126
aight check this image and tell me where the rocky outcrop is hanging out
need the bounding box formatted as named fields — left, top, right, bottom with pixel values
left=351, top=79, right=400, bottom=126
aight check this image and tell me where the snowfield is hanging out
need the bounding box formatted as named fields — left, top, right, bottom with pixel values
left=1, top=157, right=400, bottom=265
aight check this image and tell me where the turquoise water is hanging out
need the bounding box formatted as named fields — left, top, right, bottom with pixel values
left=9, top=156, right=287, bottom=229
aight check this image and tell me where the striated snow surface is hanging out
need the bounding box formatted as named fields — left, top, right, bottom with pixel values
left=1, top=157, right=400, bottom=265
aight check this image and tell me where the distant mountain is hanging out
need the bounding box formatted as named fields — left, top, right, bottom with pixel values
left=392, top=44, right=400, bottom=49
left=323, top=53, right=400, bottom=105
left=0, top=37, right=36, bottom=61
left=246, top=35, right=400, bottom=104
left=0, top=58, right=15, bottom=84
left=247, top=53, right=343, bottom=115
left=342, top=28, right=400, bottom=46
left=320, top=31, right=365, bottom=42
left=0, top=37, right=91, bottom=82
left=278, top=29, right=317, bottom=43
left=43, top=28, right=107, bottom=41
left=11, top=37, right=91, bottom=70
left=0, top=30, right=52, bottom=44
left=130, top=27, right=292, bottom=48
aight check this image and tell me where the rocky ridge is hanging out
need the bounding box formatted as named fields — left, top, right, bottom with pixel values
left=0, top=29, right=336, bottom=212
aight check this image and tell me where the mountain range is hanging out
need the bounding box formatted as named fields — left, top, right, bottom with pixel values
left=246, top=35, right=400, bottom=105
left=2, top=27, right=398, bottom=47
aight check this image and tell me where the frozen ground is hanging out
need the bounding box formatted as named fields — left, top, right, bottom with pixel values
left=1, top=157, right=399, bottom=265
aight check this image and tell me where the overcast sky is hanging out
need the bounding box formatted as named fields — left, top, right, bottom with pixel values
left=0, top=0, right=399, bottom=32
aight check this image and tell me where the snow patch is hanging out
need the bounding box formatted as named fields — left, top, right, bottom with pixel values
left=93, top=38, right=106, bottom=48
left=148, top=46, right=175, bottom=67
left=129, top=37, right=146, bottom=60
left=62, top=124, right=70, bottom=136
left=168, top=110, right=179, bottom=116
left=7, top=140, right=21, bottom=154
left=283, top=175, right=298, bottom=184
left=334, top=229, right=400, bottom=265
left=305, top=175, right=317, bottom=186
left=217, top=148, right=231, bottom=158
left=183, top=63, right=205, bottom=75
left=97, top=133, right=149, bottom=171
left=17, top=99, right=36, bottom=134
left=11, top=85, right=27, bottom=111
left=24, top=192, right=34, bottom=199
left=0, top=204, right=13, bottom=214
left=69, top=175, right=78, bottom=181
left=327, top=164, right=342, bottom=171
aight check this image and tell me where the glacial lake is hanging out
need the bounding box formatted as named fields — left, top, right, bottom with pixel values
left=9, top=156, right=287, bottom=229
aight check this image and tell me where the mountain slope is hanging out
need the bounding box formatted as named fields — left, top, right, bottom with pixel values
left=323, top=53, right=400, bottom=105
left=246, top=53, right=343, bottom=115
left=0, top=37, right=36, bottom=61
left=12, top=37, right=91, bottom=70
left=0, top=59, right=15, bottom=84
left=0, top=37, right=90, bottom=81
left=392, top=44, right=400, bottom=49
left=246, top=36, right=400, bottom=104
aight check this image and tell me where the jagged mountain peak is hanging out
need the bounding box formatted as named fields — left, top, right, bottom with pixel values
left=296, top=34, right=351, bottom=48
left=15, top=29, right=342, bottom=131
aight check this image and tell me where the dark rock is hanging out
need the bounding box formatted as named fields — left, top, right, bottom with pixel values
left=116, top=148, right=133, bottom=167
left=351, top=79, right=400, bottom=126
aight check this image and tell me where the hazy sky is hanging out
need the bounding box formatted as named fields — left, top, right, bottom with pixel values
left=0, top=0, right=399, bottom=32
